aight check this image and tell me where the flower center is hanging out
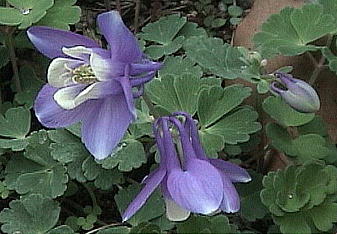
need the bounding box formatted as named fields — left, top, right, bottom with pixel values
left=71, top=65, right=98, bottom=85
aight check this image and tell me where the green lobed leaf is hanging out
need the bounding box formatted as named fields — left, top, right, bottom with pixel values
left=140, top=14, right=186, bottom=44
left=0, top=7, right=22, bottom=25
left=14, top=65, right=44, bottom=109
left=253, top=4, right=335, bottom=57
left=237, top=170, right=269, bottom=221
left=6, top=0, right=54, bottom=29
left=297, top=115, right=328, bottom=136
left=228, top=5, right=243, bottom=17
left=82, top=157, right=123, bottom=190
left=308, top=199, right=337, bottom=232
left=199, top=131, right=224, bottom=157
left=5, top=131, right=68, bottom=198
left=48, top=129, right=89, bottom=164
left=205, top=108, right=261, bottom=144
left=262, top=96, right=315, bottom=127
left=184, top=36, right=251, bottom=79
left=176, top=215, right=238, bottom=233
left=261, top=162, right=337, bottom=233
left=319, top=0, right=337, bottom=29
left=145, top=36, right=184, bottom=59
left=266, top=123, right=336, bottom=162
left=321, top=47, right=337, bottom=75
left=0, top=107, right=31, bottom=139
left=147, top=73, right=202, bottom=115
left=198, top=84, right=252, bottom=127
left=38, top=0, right=81, bottom=30
left=0, top=138, right=29, bottom=151
left=100, top=139, right=146, bottom=172
left=47, top=128, right=88, bottom=183
left=158, top=56, right=202, bottom=79
left=0, top=194, right=60, bottom=234
left=115, top=184, right=165, bottom=226
left=176, top=21, right=207, bottom=38
left=140, top=14, right=186, bottom=59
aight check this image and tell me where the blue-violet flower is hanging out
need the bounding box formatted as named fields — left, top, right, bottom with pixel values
left=270, top=72, right=320, bottom=113
left=122, top=112, right=251, bottom=222
left=27, top=11, right=161, bottom=159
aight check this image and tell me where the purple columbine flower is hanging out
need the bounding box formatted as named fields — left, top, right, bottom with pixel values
left=270, top=72, right=320, bottom=113
left=122, top=112, right=251, bottom=222
left=27, top=11, right=161, bottom=159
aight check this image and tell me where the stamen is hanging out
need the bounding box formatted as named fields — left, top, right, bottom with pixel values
left=71, top=64, right=98, bottom=85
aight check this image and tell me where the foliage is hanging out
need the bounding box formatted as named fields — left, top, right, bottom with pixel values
left=261, top=162, right=337, bottom=233
left=0, top=0, right=336, bottom=233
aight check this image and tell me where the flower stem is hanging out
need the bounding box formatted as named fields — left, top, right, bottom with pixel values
left=104, top=0, right=111, bottom=10
left=5, top=28, right=22, bottom=93
left=83, top=183, right=98, bottom=208
left=134, top=0, right=141, bottom=33
left=116, top=0, right=121, bottom=13
left=85, top=222, right=126, bottom=234
left=142, top=92, right=160, bottom=119
left=308, top=34, right=334, bottom=85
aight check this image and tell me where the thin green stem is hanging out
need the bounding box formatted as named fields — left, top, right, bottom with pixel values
left=83, top=183, right=98, bottom=208
left=5, top=28, right=22, bottom=93
left=104, top=0, right=111, bottom=11
left=142, top=92, right=160, bottom=119
left=309, top=34, right=334, bottom=85
left=85, top=222, right=126, bottom=234
left=116, top=0, right=121, bottom=12
left=134, top=0, right=141, bottom=33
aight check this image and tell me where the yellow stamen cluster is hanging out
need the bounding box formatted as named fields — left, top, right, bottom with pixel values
left=69, top=65, right=98, bottom=84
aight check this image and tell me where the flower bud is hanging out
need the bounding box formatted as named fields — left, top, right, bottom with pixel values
left=270, top=72, right=320, bottom=113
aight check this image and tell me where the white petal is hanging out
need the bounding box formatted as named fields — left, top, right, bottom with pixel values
left=90, top=52, right=123, bottom=81
left=53, top=85, right=85, bottom=110
left=62, top=46, right=92, bottom=61
left=48, top=58, right=83, bottom=88
left=54, top=82, right=115, bottom=110
left=165, top=198, right=190, bottom=222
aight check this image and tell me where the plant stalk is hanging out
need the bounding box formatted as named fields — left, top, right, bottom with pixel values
left=142, top=92, right=160, bottom=119
left=308, top=34, right=334, bottom=85
left=5, top=28, right=22, bottom=93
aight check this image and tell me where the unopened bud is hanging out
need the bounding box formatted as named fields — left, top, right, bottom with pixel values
left=270, top=72, right=320, bottom=113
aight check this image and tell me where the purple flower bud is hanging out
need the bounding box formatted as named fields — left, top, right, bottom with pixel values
left=270, top=72, right=320, bottom=113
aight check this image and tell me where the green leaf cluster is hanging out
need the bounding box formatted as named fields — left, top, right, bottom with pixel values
left=0, top=0, right=54, bottom=29
left=147, top=56, right=260, bottom=156
left=139, top=14, right=207, bottom=59
left=38, top=0, right=81, bottom=30
left=176, top=215, right=238, bottom=233
left=0, top=194, right=60, bottom=234
left=115, top=184, right=165, bottom=226
left=237, top=171, right=269, bottom=221
left=184, top=36, right=260, bottom=80
left=48, top=129, right=124, bottom=190
left=261, top=162, right=337, bottom=233
left=253, top=2, right=336, bottom=58
left=266, top=117, right=337, bottom=163
left=0, top=0, right=80, bottom=29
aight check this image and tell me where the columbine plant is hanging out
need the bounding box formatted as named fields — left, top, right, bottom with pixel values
left=270, top=72, right=320, bottom=113
left=27, top=11, right=161, bottom=159
left=122, top=112, right=251, bottom=222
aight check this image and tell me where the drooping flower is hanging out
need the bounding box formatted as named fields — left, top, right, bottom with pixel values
left=270, top=72, right=320, bottom=113
left=122, top=112, right=251, bottom=222
left=27, top=11, right=161, bottom=159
